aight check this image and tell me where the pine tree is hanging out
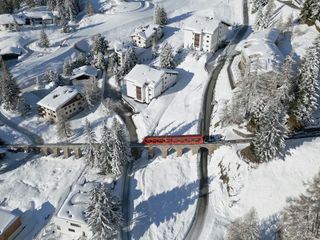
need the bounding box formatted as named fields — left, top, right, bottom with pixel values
left=56, top=116, right=73, bottom=139
left=85, top=184, right=122, bottom=240
left=45, top=69, right=59, bottom=83
left=83, top=119, right=98, bottom=167
left=154, top=5, right=167, bottom=25
left=63, top=60, right=73, bottom=76
left=262, top=0, right=276, bottom=29
left=160, top=42, right=175, bottom=69
left=94, top=52, right=106, bottom=70
left=254, top=8, right=264, bottom=31
left=120, top=47, right=137, bottom=76
left=279, top=54, right=297, bottom=106
left=109, top=119, right=130, bottom=176
left=292, top=42, right=320, bottom=126
left=98, top=122, right=113, bottom=175
left=83, top=78, right=100, bottom=108
left=1, top=60, right=20, bottom=111
left=252, top=102, right=287, bottom=162
left=92, top=34, right=108, bottom=56
left=300, top=0, right=320, bottom=25
left=39, top=29, right=50, bottom=48
left=282, top=172, right=320, bottom=239
left=86, top=0, right=95, bottom=16
left=226, top=208, right=261, bottom=240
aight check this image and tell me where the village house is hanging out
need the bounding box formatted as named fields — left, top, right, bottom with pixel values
left=113, top=42, right=152, bottom=67
left=0, top=47, right=22, bottom=61
left=237, top=28, right=284, bottom=75
left=183, top=16, right=230, bottom=52
left=0, top=209, right=22, bottom=240
left=53, top=178, right=94, bottom=239
left=0, top=14, right=16, bottom=31
left=37, top=86, right=85, bottom=123
left=70, top=65, right=98, bottom=87
left=130, top=24, right=164, bottom=48
left=125, top=64, right=178, bottom=104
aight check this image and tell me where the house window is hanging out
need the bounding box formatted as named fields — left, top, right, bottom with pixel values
left=57, top=225, right=61, bottom=230
left=136, top=86, right=142, bottom=100
left=70, top=223, right=81, bottom=228
left=194, top=33, right=200, bottom=48
left=68, top=228, right=75, bottom=232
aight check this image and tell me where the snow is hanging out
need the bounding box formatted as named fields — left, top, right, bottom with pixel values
left=0, top=14, right=15, bottom=25
left=0, top=46, right=22, bottom=55
left=183, top=15, right=222, bottom=34
left=237, top=28, right=284, bottom=73
left=131, top=24, right=162, bottom=40
left=71, top=65, right=98, bottom=80
left=37, top=85, right=82, bottom=111
left=0, top=209, right=19, bottom=234
left=0, top=125, right=30, bottom=144
left=125, top=64, right=169, bottom=87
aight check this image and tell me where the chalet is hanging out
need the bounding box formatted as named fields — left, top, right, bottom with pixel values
left=23, top=8, right=56, bottom=26
left=125, top=64, right=178, bottom=104
left=53, top=178, right=94, bottom=239
left=183, top=16, right=230, bottom=52
left=0, top=209, right=22, bottom=240
left=37, top=86, right=85, bottom=123
left=237, top=28, right=284, bottom=75
left=0, top=47, right=22, bottom=61
left=0, top=14, right=16, bottom=31
left=130, top=24, right=163, bottom=48
left=70, top=66, right=98, bottom=87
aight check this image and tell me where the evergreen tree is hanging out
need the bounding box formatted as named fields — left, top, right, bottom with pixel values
left=85, top=0, right=95, bottom=16
left=85, top=184, right=122, bottom=240
left=300, top=0, right=320, bottom=25
left=56, top=116, right=73, bottom=139
left=1, top=60, right=20, bottom=111
left=254, top=8, right=264, bottom=31
left=160, top=42, right=175, bottom=69
left=83, top=119, right=98, bottom=167
left=45, top=69, right=59, bottom=83
left=154, top=5, right=167, bottom=25
left=252, top=101, right=287, bottom=162
left=39, top=29, right=50, bottom=48
left=292, top=42, right=320, bottom=126
left=226, top=208, right=261, bottom=240
left=98, top=122, right=113, bottom=175
left=262, top=0, right=276, bottom=29
left=92, top=34, right=108, bottom=56
left=94, top=52, right=106, bottom=70
left=282, top=172, right=320, bottom=239
left=63, top=60, right=73, bottom=76
left=279, top=54, right=297, bottom=106
left=83, top=78, right=100, bottom=108
left=119, top=47, right=137, bottom=76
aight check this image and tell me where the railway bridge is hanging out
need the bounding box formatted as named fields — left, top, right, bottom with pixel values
left=3, top=139, right=251, bottom=160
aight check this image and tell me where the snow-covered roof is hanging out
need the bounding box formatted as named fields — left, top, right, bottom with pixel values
left=0, top=14, right=15, bottom=25
left=131, top=24, right=161, bottom=40
left=114, top=41, right=133, bottom=54
left=183, top=15, right=221, bottom=34
left=71, top=65, right=98, bottom=80
left=125, top=64, right=178, bottom=88
left=0, top=209, right=19, bottom=235
left=0, top=46, right=22, bottom=55
left=238, top=28, right=284, bottom=73
left=13, top=14, right=26, bottom=25
left=23, top=10, right=55, bottom=19
left=37, top=86, right=82, bottom=111
left=56, top=178, right=95, bottom=223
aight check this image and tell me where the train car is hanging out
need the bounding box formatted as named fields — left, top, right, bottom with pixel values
left=143, top=135, right=204, bottom=145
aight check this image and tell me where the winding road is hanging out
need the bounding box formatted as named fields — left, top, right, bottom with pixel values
left=185, top=1, right=249, bottom=239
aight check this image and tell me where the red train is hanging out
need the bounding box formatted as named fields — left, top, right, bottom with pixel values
left=143, top=135, right=205, bottom=145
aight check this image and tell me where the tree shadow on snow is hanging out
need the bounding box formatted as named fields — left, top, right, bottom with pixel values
left=167, top=12, right=193, bottom=25
left=130, top=179, right=200, bottom=239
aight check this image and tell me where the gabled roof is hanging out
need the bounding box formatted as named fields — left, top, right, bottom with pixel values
left=0, top=209, right=19, bottom=235
left=0, top=14, right=15, bottom=25
left=0, top=46, right=22, bottom=56
left=125, top=64, right=178, bottom=88
left=183, top=15, right=222, bottom=34
left=131, top=24, right=161, bottom=40
left=238, top=28, right=284, bottom=73
left=71, top=65, right=98, bottom=80
left=37, top=86, right=82, bottom=111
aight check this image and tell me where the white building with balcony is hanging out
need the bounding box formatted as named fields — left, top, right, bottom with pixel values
left=130, top=24, right=164, bottom=48
left=183, top=16, right=230, bottom=52
left=124, top=64, right=178, bottom=104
